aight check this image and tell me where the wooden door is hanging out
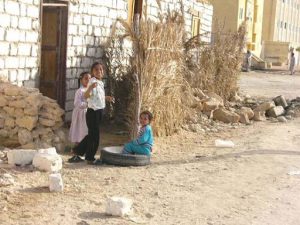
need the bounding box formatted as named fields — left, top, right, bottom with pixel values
left=40, top=3, right=68, bottom=109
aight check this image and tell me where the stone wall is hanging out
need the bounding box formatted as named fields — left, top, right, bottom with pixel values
left=0, top=0, right=40, bottom=87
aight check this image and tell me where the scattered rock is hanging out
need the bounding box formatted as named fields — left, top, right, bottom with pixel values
left=32, top=149, right=62, bottom=172
left=266, top=106, right=285, bottom=117
left=273, top=95, right=288, bottom=108
left=254, top=101, right=275, bottom=112
left=49, top=173, right=64, bottom=192
left=213, top=108, right=240, bottom=123
left=7, top=149, right=37, bottom=166
left=277, top=116, right=287, bottom=123
left=106, top=197, right=133, bottom=217
left=239, top=113, right=250, bottom=125
left=253, top=111, right=266, bottom=121
left=0, top=173, right=15, bottom=187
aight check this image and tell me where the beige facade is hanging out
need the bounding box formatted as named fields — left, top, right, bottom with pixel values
left=210, top=0, right=264, bottom=57
left=262, top=0, right=300, bottom=65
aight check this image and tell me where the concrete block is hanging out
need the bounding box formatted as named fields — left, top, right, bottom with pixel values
left=273, top=95, right=288, bottom=108
left=33, top=152, right=62, bottom=172
left=267, top=106, right=285, bottom=117
left=106, top=197, right=133, bottom=217
left=6, top=29, right=20, bottom=42
left=27, top=5, right=39, bottom=18
left=19, top=17, right=32, bottom=30
left=7, top=149, right=37, bottom=166
left=49, top=173, right=63, bottom=192
left=5, top=1, right=20, bottom=16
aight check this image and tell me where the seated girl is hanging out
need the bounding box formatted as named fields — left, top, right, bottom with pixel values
left=122, top=111, right=154, bottom=156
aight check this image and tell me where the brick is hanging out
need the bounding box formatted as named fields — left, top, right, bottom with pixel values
left=9, top=70, right=17, bottom=82
left=31, top=45, right=38, bottom=57
left=10, top=16, right=18, bottom=28
left=27, top=5, right=39, bottom=18
left=6, top=29, right=20, bottom=42
left=19, top=57, right=26, bottom=68
left=73, top=15, right=82, bottom=25
left=94, top=27, right=101, bottom=36
left=0, top=42, right=10, bottom=55
left=5, top=1, right=20, bottom=16
left=19, top=17, right=32, bottom=29
left=83, top=15, right=91, bottom=25
left=18, top=43, right=31, bottom=56
left=19, top=31, right=26, bottom=41
left=0, top=13, right=11, bottom=27
left=6, top=57, right=19, bottom=68
left=20, top=4, right=27, bottom=16
left=68, top=25, right=77, bottom=35
left=26, top=31, right=39, bottom=43
left=91, top=16, right=100, bottom=26
left=73, top=36, right=82, bottom=46
left=0, top=28, right=5, bottom=40
left=25, top=57, right=37, bottom=68
left=78, top=25, right=88, bottom=35
left=10, top=43, right=18, bottom=56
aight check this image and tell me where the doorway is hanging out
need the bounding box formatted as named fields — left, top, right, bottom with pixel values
left=40, top=0, right=68, bottom=109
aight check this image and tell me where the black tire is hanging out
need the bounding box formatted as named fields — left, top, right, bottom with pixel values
left=100, top=146, right=151, bottom=167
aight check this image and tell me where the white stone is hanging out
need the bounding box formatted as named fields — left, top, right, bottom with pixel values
left=49, top=173, right=63, bottom=192
left=106, top=197, right=133, bottom=217
left=18, top=43, right=31, bottom=56
left=33, top=152, right=62, bottom=172
left=6, top=57, right=19, bottom=68
left=68, top=25, right=77, bottom=35
left=0, top=14, right=10, bottom=27
left=10, top=16, right=18, bottom=28
left=27, top=5, right=39, bottom=18
left=6, top=29, right=20, bottom=42
left=26, top=31, right=39, bottom=43
left=25, top=57, right=37, bottom=68
left=7, top=149, right=37, bottom=166
left=0, top=43, right=10, bottom=56
left=38, top=147, right=57, bottom=155
left=19, top=17, right=32, bottom=30
left=73, top=36, right=82, bottom=46
left=5, top=1, right=20, bottom=16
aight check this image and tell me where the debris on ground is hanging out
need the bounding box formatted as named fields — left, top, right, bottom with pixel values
left=49, top=173, right=64, bottom=192
left=215, top=139, right=235, bottom=148
left=106, top=196, right=133, bottom=217
left=0, top=173, right=15, bottom=187
left=32, top=148, right=62, bottom=172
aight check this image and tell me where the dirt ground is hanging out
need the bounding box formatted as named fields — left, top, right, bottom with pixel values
left=1, top=71, right=300, bottom=225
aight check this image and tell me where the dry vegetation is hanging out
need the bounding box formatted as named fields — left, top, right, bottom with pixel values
left=104, top=2, right=246, bottom=137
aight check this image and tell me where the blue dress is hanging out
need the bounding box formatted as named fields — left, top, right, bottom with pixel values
left=123, top=125, right=153, bottom=156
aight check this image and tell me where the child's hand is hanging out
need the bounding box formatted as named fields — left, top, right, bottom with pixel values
left=90, top=82, right=97, bottom=89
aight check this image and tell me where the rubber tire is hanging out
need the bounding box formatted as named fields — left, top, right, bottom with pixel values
left=100, top=148, right=151, bottom=167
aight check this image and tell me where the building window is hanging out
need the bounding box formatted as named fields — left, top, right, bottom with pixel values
left=192, top=16, right=200, bottom=37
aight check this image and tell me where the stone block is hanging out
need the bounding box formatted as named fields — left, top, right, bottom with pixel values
left=73, top=36, right=82, bottom=46
left=31, top=45, right=39, bottom=57
left=25, top=57, right=37, bottom=68
left=0, top=14, right=10, bottom=27
left=266, top=106, right=285, bottom=118
left=4, top=117, right=15, bottom=127
left=106, top=197, right=133, bottom=217
left=203, top=98, right=220, bottom=112
left=6, top=29, right=20, bottom=42
left=18, top=43, right=32, bottom=56
left=25, top=31, right=39, bottom=43
left=3, top=106, right=15, bottom=116
left=16, top=116, right=38, bottom=131
left=83, top=15, right=91, bottom=25
left=49, top=173, right=64, bottom=192
left=7, top=149, right=37, bottom=166
left=33, top=152, right=62, bottom=172
left=19, top=17, right=32, bottom=30
left=9, top=100, right=26, bottom=108
left=0, top=96, right=8, bottom=107
left=24, top=106, right=39, bottom=116
left=9, top=70, right=18, bottom=83
left=27, top=5, right=39, bottom=18
left=18, top=129, right=33, bottom=145
left=277, top=116, right=287, bottom=123
left=213, top=108, right=240, bottom=123
left=5, top=1, right=20, bottom=15
left=239, top=113, right=250, bottom=125
left=273, top=95, right=288, bottom=108
left=254, top=101, right=275, bottom=112
left=236, top=107, right=254, bottom=120
left=0, top=42, right=10, bottom=56
left=253, top=111, right=266, bottom=121
left=68, top=25, right=77, bottom=35
left=13, top=108, right=23, bottom=117
left=39, top=117, right=56, bottom=127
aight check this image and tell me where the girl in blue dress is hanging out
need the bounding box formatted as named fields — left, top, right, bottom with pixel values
left=123, top=111, right=154, bottom=156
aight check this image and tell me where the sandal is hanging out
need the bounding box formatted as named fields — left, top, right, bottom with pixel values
left=68, top=155, right=84, bottom=163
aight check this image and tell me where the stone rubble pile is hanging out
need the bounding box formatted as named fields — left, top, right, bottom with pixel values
left=184, top=88, right=300, bottom=132
left=0, top=82, right=66, bottom=150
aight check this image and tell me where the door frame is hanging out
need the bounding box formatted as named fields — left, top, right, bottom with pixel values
left=40, top=0, right=68, bottom=109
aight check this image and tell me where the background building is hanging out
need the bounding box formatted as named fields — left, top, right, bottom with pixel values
left=262, top=0, right=300, bottom=66
left=210, top=0, right=264, bottom=59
